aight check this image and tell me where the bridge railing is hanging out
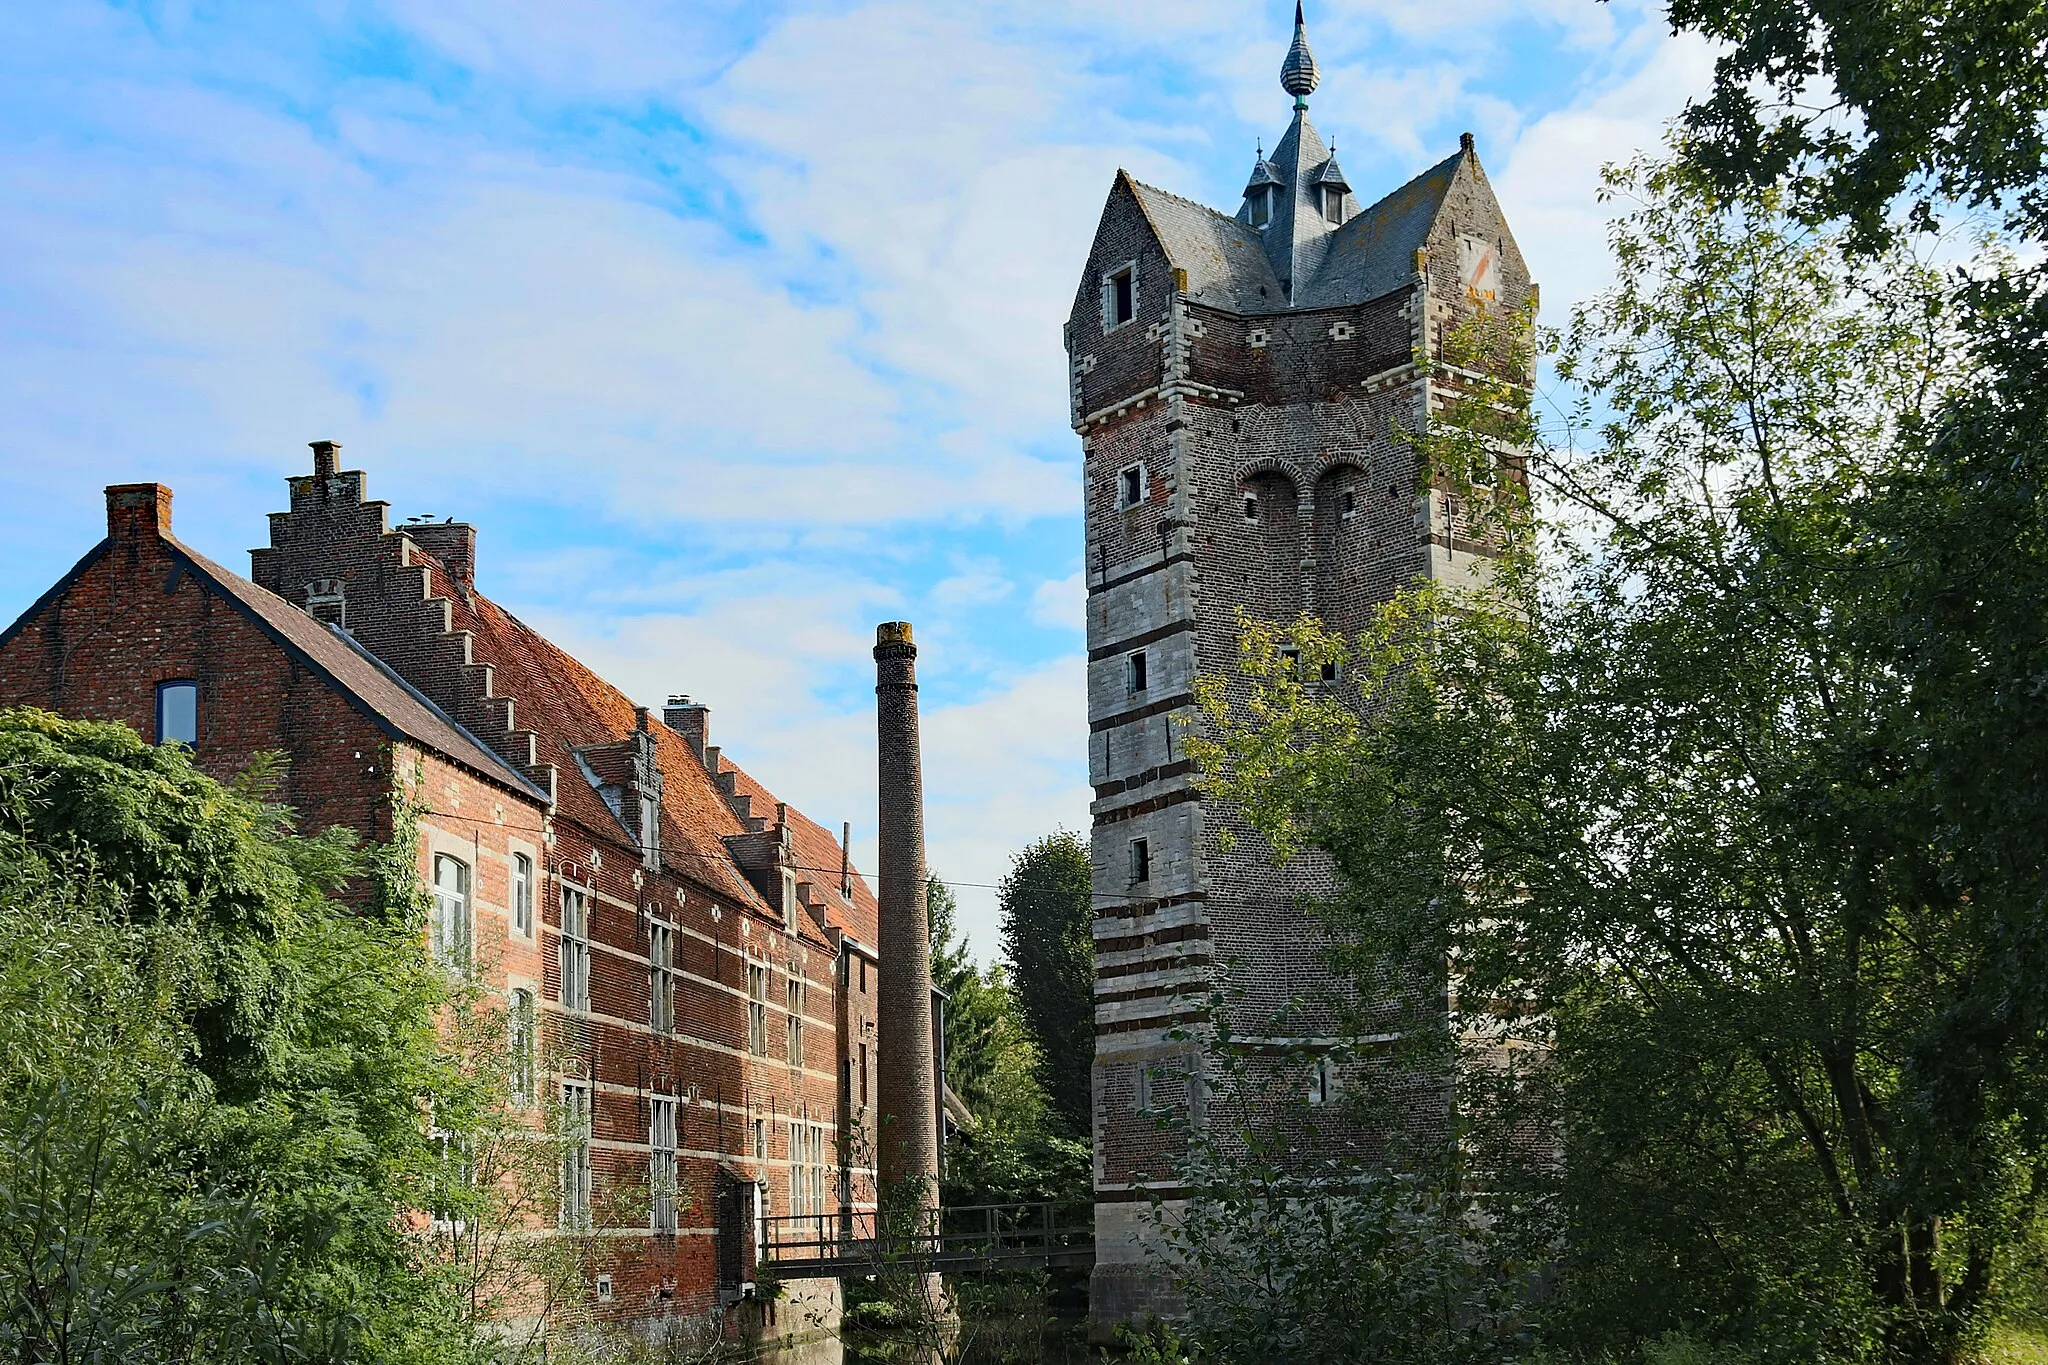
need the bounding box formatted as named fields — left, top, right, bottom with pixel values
left=759, top=1200, right=1094, bottom=1274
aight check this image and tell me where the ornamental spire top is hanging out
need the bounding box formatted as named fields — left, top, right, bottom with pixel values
left=1280, top=1, right=1319, bottom=108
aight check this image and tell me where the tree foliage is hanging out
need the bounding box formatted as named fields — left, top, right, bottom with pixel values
left=996, top=833, right=1095, bottom=1139
left=1190, top=156, right=2046, bottom=1362
left=0, top=707, right=485, bottom=1362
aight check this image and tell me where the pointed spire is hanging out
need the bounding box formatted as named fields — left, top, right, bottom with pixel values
left=1280, top=1, right=1319, bottom=109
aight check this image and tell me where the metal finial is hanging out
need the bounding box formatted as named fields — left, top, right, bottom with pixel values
left=1281, top=1, right=1319, bottom=108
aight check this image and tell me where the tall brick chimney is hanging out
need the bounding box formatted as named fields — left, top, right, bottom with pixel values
left=105, top=483, right=172, bottom=543
left=873, top=621, right=940, bottom=1209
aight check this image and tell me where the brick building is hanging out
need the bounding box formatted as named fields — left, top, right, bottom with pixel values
left=0, top=455, right=899, bottom=1346
left=1067, top=6, right=1535, bottom=1325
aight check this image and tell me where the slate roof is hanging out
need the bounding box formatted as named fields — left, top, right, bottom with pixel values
left=1127, top=139, right=1465, bottom=315
left=166, top=541, right=551, bottom=801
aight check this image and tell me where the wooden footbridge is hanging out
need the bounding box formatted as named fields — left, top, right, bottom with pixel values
left=758, top=1202, right=1095, bottom=1278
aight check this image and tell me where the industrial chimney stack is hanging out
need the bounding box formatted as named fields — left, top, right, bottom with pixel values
left=873, top=621, right=941, bottom=1206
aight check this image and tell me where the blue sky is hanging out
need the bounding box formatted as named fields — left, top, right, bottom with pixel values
left=0, top=0, right=1711, bottom=955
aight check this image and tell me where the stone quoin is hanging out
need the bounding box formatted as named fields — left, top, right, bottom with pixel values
left=1068, top=3, right=1536, bottom=1329
left=0, top=450, right=953, bottom=1351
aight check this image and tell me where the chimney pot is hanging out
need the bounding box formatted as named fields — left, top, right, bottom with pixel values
left=105, top=483, right=173, bottom=542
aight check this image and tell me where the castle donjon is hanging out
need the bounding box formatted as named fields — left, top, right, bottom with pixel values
left=1070, top=6, right=1534, bottom=1322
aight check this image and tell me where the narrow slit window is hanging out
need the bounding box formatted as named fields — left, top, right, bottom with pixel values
left=748, top=963, right=768, bottom=1055
left=1130, top=838, right=1151, bottom=883
left=156, top=680, right=197, bottom=748
left=1127, top=650, right=1148, bottom=695
left=512, top=852, right=534, bottom=936
left=1341, top=488, right=1358, bottom=518
left=1243, top=492, right=1260, bottom=522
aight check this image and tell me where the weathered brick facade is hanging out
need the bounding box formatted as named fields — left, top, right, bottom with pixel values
left=0, top=466, right=897, bottom=1350
left=1069, top=12, right=1534, bottom=1327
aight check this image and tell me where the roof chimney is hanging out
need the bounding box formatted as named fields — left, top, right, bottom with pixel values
left=873, top=620, right=940, bottom=1217
left=662, top=695, right=711, bottom=763
left=310, top=440, right=341, bottom=478
left=105, top=483, right=172, bottom=543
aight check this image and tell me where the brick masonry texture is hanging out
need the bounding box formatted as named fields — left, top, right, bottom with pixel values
left=0, top=463, right=904, bottom=1349
left=1068, top=70, right=1533, bottom=1327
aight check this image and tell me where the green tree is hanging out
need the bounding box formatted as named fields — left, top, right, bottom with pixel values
left=996, top=834, right=1094, bottom=1138
left=1192, top=157, right=2039, bottom=1362
left=0, top=707, right=488, bottom=1362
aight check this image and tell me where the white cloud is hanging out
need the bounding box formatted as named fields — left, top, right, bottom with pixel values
left=1030, top=571, right=1085, bottom=631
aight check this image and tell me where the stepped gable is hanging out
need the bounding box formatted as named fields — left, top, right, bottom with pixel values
left=398, top=539, right=802, bottom=919
left=155, top=539, right=545, bottom=800
left=717, top=756, right=880, bottom=946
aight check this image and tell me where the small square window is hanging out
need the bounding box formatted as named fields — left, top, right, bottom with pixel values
left=1341, top=488, right=1358, bottom=518
left=1279, top=646, right=1302, bottom=679
left=595, top=1273, right=614, bottom=1303
left=1319, top=660, right=1339, bottom=683
left=1118, top=464, right=1146, bottom=510
left=1243, top=493, right=1259, bottom=522
left=155, top=680, right=197, bottom=748
left=1129, top=838, right=1151, bottom=883
left=1105, top=266, right=1135, bottom=329
left=1127, top=651, right=1148, bottom=694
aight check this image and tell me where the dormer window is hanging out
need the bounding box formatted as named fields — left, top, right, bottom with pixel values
left=1324, top=186, right=1344, bottom=223
left=1103, top=264, right=1135, bottom=330
left=1248, top=187, right=1271, bottom=229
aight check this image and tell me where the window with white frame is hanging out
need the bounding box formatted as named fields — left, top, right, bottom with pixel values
left=650, top=1096, right=679, bottom=1235
left=431, top=855, right=472, bottom=969
left=786, top=973, right=804, bottom=1067
left=511, top=852, right=534, bottom=936
left=1307, top=1054, right=1339, bottom=1106
left=748, top=963, right=768, bottom=1056
left=1129, top=838, right=1151, bottom=884
left=649, top=921, right=675, bottom=1034
left=788, top=1120, right=827, bottom=1232
left=429, top=1125, right=473, bottom=1235
left=560, top=885, right=590, bottom=1011
left=560, top=1081, right=592, bottom=1230
left=1117, top=463, right=1146, bottom=510
left=1103, top=264, right=1135, bottom=330
left=750, top=1116, right=769, bottom=1250
left=509, top=988, right=537, bottom=1108
left=1126, top=650, right=1148, bottom=695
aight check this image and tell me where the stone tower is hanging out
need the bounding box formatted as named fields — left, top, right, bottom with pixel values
left=1067, top=4, right=1534, bottom=1327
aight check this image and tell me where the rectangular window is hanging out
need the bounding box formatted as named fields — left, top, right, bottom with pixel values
left=1319, top=660, right=1339, bottom=683
left=1280, top=646, right=1302, bottom=679
left=1308, top=1054, right=1338, bottom=1106
left=786, top=975, right=803, bottom=1067
left=1243, top=492, right=1260, bottom=522
left=1249, top=187, right=1271, bottom=228
left=748, top=964, right=768, bottom=1056
left=560, top=886, right=590, bottom=1011
left=509, top=988, right=537, bottom=1108
left=649, top=922, right=675, bottom=1034
left=860, top=1043, right=869, bottom=1105
left=429, top=1126, right=474, bottom=1235
left=1133, top=1063, right=1152, bottom=1115
left=1126, top=650, right=1148, bottom=695
left=1118, top=465, right=1143, bottom=509
left=560, top=1081, right=591, bottom=1230
left=1324, top=186, right=1344, bottom=223
left=789, top=1119, right=807, bottom=1219
left=1341, top=487, right=1358, bottom=518
left=432, top=855, right=472, bottom=969
left=512, top=853, right=534, bottom=936
left=1104, top=265, right=1135, bottom=329
left=1129, top=838, right=1151, bottom=884
left=650, top=1097, right=679, bottom=1235
left=155, top=679, right=197, bottom=748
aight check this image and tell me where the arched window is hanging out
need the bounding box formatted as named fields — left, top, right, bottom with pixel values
left=156, top=680, right=197, bottom=748
left=431, top=854, right=472, bottom=969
